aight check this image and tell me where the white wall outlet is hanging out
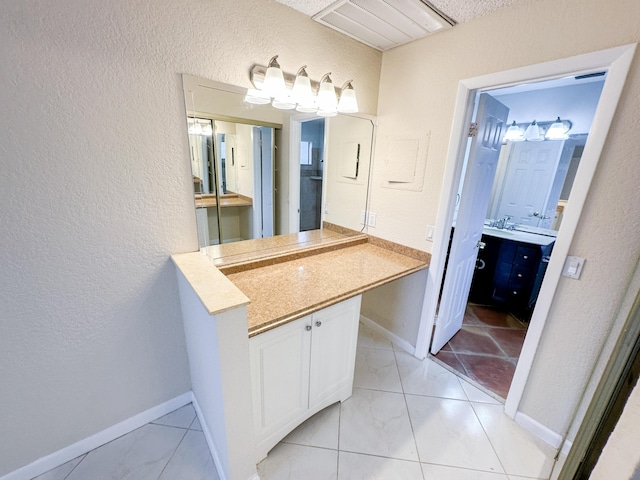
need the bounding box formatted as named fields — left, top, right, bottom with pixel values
left=426, top=225, right=435, bottom=241
left=562, top=256, right=585, bottom=279
left=360, top=211, right=366, bottom=225
left=367, top=212, right=377, bottom=227
left=325, top=203, right=329, bottom=214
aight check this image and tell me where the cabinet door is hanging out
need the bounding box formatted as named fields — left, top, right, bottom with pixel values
left=308, top=296, right=361, bottom=410
left=249, top=316, right=312, bottom=443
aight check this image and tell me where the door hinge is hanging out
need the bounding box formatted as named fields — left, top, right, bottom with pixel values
left=468, top=122, right=479, bottom=138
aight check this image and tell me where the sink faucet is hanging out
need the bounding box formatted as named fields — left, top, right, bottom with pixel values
left=496, top=215, right=512, bottom=229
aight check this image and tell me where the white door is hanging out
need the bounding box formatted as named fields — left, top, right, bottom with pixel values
left=430, top=93, right=510, bottom=354
left=492, top=141, right=565, bottom=226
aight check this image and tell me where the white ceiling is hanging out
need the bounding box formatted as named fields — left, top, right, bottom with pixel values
left=276, top=0, right=524, bottom=30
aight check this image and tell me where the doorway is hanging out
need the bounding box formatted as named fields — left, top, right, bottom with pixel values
left=432, top=78, right=604, bottom=399
left=414, top=45, right=635, bottom=424
left=299, top=118, right=325, bottom=231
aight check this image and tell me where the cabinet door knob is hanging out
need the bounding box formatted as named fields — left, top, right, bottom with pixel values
left=315, top=321, right=322, bottom=327
left=523, top=255, right=529, bottom=259
left=306, top=325, right=312, bottom=331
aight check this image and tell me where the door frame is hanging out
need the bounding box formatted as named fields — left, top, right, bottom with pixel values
left=415, top=44, right=636, bottom=420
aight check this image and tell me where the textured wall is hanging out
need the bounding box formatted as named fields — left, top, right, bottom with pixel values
left=591, top=376, right=640, bottom=479
left=0, top=0, right=381, bottom=475
left=371, top=0, right=640, bottom=438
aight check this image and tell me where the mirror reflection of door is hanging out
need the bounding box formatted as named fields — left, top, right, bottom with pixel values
left=299, top=119, right=325, bottom=232
left=189, top=117, right=277, bottom=246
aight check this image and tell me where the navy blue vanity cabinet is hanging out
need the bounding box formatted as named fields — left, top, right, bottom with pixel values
left=492, top=239, right=554, bottom=312
left=469, top=234, right=554, bottom=319
left=468, top=234, right=501, bottom=304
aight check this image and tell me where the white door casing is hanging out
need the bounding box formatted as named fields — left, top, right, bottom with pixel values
left=415, top=44, right=636, bottom=421
left=430, top=93, right=510, bottom=354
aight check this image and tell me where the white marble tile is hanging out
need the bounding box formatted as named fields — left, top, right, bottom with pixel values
left=357, top=322, right=394, bottom=350
left=158, top=430, right=219, bottom=480
left=422, top=463, right=509, bottom=479
left=339, top=388, right=418, bottom=461
left=395, top=352, right=468, bottom=400
left=32, top=455, right=86, bottom=480
left=338, top=452, right=423, bottom=480
left=282, top=403, right=340, bottom=449
left=258, top=443, right=338, bottom=480
left=354, top=347, right=403, bottom=393
left=189, top=416, right=202, bottom=431
left=471, top=403, right=556, bottom=479
left=66, top=424, right=185, bottom=480
left=152, top=403, right=196, bottom=429
left=406, top=395, right=504, bottom=473
left=459, top=378, right=502, bottom=404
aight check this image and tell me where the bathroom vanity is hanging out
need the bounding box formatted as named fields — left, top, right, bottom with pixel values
left=470, top=226, right=555, bottom=319
left=172, top=228, right=429, bottom=479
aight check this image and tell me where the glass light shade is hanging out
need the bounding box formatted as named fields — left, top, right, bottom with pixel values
left=201, top=123, right=213, bottom=136
left=545, top=117, right=570, bottom=140
left=337, top=87, right=358, bottom=114
left=188, top=119, right=203, bottom=135
left=272, top=93, right=296, bottom=110
left=296, top=98, right=318, bottom=113
left=292, top=71, right=313, bottom=106
left=524, top=121, right=544, bottom=141
left=263, top=63, right=286, bottom=98
left=317, top=74, right=338, bottom=112
left=244, top=88, right=271, bottom=105
left=503, top=121, right=524, bottom=142
left=316, top=108, right=337, bottom=117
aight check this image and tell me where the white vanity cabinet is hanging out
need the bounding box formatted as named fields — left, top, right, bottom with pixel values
left=249, top=295, right=361, bottom=461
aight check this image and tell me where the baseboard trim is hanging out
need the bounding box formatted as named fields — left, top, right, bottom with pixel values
left=190, top=395, right=228, bottom=480
left=1, top=392, right=192, bottom=480
left=514, top=411, right=563, bottom=449
left=359, top=315, right=416, bottom=355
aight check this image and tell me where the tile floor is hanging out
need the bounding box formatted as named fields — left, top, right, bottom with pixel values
left=434, top=303, right=529, bottom=399
left=34, top=321, right=556, bottom=480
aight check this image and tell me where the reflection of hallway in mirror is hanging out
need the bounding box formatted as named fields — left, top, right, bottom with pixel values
left=299, top=119, right=325, bottom=232
left=433, top=303, right=527, bottom=399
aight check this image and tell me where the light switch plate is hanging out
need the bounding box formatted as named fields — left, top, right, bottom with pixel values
left=426, top=225, right=435, bottom=241
left=367, top=212, right=377, bottom=227
left=562, top=256, right=585, bottom=279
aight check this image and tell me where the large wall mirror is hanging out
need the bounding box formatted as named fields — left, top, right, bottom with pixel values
left=181, top=74, right=375, bottom=250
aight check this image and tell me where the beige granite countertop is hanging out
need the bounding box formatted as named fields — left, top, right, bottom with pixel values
left=172, top=252, right=250, bottom=315
left=226, top=243, right=428, bottom=336
left=173, top=229, right=430, bottom=337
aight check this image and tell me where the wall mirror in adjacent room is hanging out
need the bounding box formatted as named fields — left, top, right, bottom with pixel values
left=181, top=74, right=374, bottom=252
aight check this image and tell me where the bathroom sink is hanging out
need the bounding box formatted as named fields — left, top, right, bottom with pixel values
left=482, top=226, right=555, bottom=246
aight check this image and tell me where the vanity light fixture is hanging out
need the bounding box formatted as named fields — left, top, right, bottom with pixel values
left=262, top=55, right=286, bottom=98
left=201, top=123, right=213, bottom=136
left=292, top=66, right=314, bottom=107
left=503, top=121, right=525, bottom=142
left=246, top=57, right=358, bottom=116
left=337, top=80, right=358, bottom=114
left=545, top=117, right=571, bottom=140
left=317, top=73, right=338, bottom=117
left=188, top=117, right=203, bottom=135
left=523, top=120, right=544, bottom=142
left=245, top=88, right=271, bottom=105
